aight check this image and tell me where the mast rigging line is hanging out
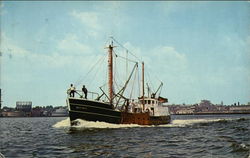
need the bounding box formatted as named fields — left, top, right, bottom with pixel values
left=129, top=66, right=139, bottom=99
left=88, top=56, right=107, bottom=88
left=75, top=54, right=106, bottom=87
left=115, top=53, right=138, bottom=64
left=110, top=37, right=142, bottom=62
left=145, top=63, right=162, bottom=85
left=114, top=62, right=138, bottom=109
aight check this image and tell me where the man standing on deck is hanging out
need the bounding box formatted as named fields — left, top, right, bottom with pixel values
left=82, top=85, right=88, bottom=99
left=69, top=84, right=75, bottom=97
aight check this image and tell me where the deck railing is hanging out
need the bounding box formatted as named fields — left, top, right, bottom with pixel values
left=67, top=90, right=100, bottom=100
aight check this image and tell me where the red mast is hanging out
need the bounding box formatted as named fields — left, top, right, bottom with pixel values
left=108, top=43, right=113, bottom=105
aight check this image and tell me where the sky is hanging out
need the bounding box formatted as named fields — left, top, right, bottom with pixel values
left=0, top=1, right=249, bottom=107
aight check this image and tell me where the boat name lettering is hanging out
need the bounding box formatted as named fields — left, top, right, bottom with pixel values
left=75, top=106, right=87, bottom=110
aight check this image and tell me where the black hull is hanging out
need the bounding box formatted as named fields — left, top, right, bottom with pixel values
left=67, top=98, right=171, bottom=125
left=68, top=98, right=121, bottom=124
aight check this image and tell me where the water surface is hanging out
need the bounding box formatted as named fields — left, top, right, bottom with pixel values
left=1, top=115, right=250, bottom=158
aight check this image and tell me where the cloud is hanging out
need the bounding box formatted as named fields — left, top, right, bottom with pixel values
left=115, top=41, right=188, bottom=75
left=70, top=10, right=100, bottom=30
left=57, top=34, right=92, bottom=55
left=150, top=46, right=188, bottom=73
left=70, top=10, right=102, bottom=38
left=246, top=36, right=250, bottom=46
left=0, top=2, right=4, bottom=8
left=69, top=9, right=128, bottom=39
left=0, top=2, right=6, bottom=15
left=122, top=42, right=143, bottom=60
left=0, top=33, right=30, bottom=58
left=0, top=33, right=96, bottom=69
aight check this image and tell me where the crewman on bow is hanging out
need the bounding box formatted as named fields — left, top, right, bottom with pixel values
left=82, top=85, right=88, bottom=99
left=69, top=84, right=75, bottom=97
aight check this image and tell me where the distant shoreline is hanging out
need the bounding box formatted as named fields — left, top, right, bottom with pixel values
left=173, top=112, right=250, bottom=115
left=1, top=112, right=250, bottom=118
left=0, top=116, right=68, bottom=118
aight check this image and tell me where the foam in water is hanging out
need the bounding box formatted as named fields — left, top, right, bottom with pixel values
left=53, top=117, right=240, bottom=129
left=53, top=118, right=71, bottom=128
left=160, top=118, right=225, bottom=127
left=53, top=118, right=142, bottom=129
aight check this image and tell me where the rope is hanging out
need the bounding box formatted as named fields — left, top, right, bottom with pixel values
left=75, top=54, right=106, bottom=86
left=110, top=37, right=142, bottom=62
left=115, top=53, right=137, bottom=64
left=88, top=55, right=106, bottom=88
left=145, top=70, right=155, bottom=93
left=129, top=66, right=138, bottom=99
left=138, top=68, right=141, bottom=97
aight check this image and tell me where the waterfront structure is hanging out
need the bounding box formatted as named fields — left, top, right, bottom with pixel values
left=168, top=100, right=250, bottom=115
left=2, top=111, right=25, bottom=117
left=229, top=106, right=250, bottom=113
left=175, top=106, right=195, bottom=114
left=1, top=105, right=68, bottom=117
left=16, top=101, right=32, bottom=111
left=51, top=107, right=68, bottom=117
left=16, top=101, right=32, bottom=116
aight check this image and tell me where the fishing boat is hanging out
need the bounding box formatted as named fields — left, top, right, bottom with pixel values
left=67, top=38, right=171, bottom=125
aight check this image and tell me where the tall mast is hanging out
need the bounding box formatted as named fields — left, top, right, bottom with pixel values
left=142, top=62, right=145, bottom=110
left=108, top=42, right=114, bottom=105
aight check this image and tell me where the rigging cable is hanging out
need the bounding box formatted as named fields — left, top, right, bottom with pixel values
left=129, top=66, right=138, bottom=99
left=145, top=63, right=163, bottom=88
left=75, top=54, right=106, bottom=87
left=110, top=37, right=142, bottom=62
left=115, top=54, right=137, bottom=64
left=138, top=66, right=141, bottom=97
left=126, top=50, right=128, bottom=82
left=88, top=55, right=107, bottom=88
left=159, top=85, right=163, bottom=97
left=145, top=70, right=155, bottom=93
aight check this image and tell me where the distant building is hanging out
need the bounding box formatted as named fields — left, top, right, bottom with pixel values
left=195, top=100, right=218, bottom=112
left=16, top=101, right=32, bottom=116
left=16, top=101, right=32, bottom=112
left=175, top=106, right=195, bottom=114
left=199, top=100, right=212, bottom=106
left=31, top=106, right=44, bottom=117
left=51, top=107, right=68, bottom=117
left=2, top=111, right=25, bottom=117
left=229, top=105, right=250, bottom=112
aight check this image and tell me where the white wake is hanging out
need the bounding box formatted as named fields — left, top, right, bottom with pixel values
left=53, top=117, right=236, bottom=129
left=159, top=118, right=224, bottom=127
left=53, top=118, right=142, bottom=129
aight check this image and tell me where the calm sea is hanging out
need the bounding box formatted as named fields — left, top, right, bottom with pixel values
left=0, top=114, right=250, bottom=158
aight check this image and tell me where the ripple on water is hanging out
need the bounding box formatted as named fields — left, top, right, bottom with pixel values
left=1, top=115, right=250, bottom=158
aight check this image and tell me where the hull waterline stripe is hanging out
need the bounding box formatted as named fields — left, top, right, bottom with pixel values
left=68, top=98, right=110, bottom=105
left=70, top=103, right=115, bottom=112
left=69, top=110, right=121, bottom=119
